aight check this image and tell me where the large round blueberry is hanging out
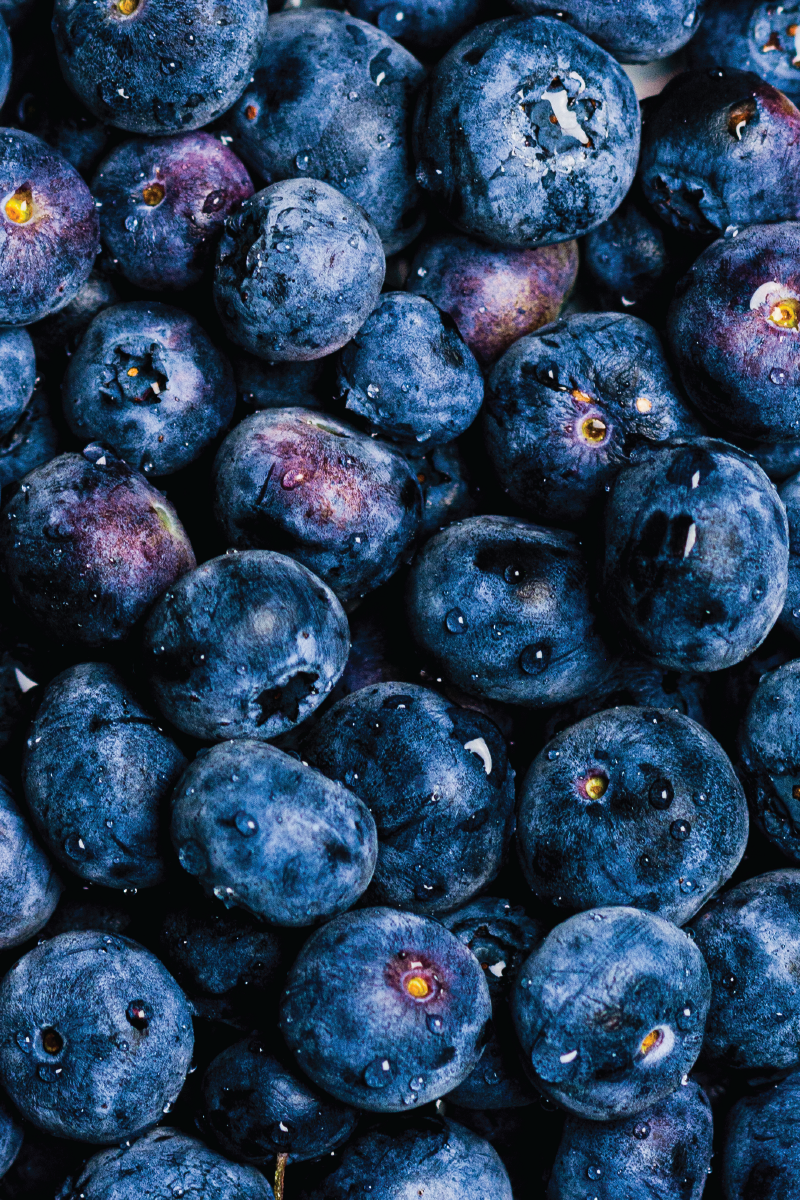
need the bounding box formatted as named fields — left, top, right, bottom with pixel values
left=0, top=776, right=61, bottom=949
left=407, top=515, right=615, bottom=706
left=214, top=179, right=385, bottom=362
left=518, top=706, right=748, bottom=925
left=22, top=662, right=187, bottom=889
left=0, top=129, right=98, bottom=325
left=62, top=302, right=236, bottom=477
left=583, top=195, right=683, bottom=323
left=0, top=330, right=35, bottom=440
left=302, top=683, right=515, bottom=915
left=412, top=17, right=640, bottom=247
left=0, top=931, right=194, bottom=1143
left=142, top=550, right=350, bottom=741
left=602, top=440, right=789, bottom=671
left=508, top=0, right=704, bottom=62
left=0, top=387, right=60, bottom=494
left=722, top=1072, right=800, bottom=1200
left=212, top=408, right=421, bottom=603
left=484, top=314, right=702, bottom=525
left=92, top=133, right=253, bottom=291
left=52, top=0, right=269, bottom=135
left=511, top=907, right=711, bottom=1119
left=779, top=471, right=800, bottom=641
left=349, top=0, right=490, bottom=52
left=688, top=0, right=800, bottom=106
left=279, top=907, right=491, bottom=1111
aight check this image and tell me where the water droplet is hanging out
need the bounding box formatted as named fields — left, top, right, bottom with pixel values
left=445, top=608, right=468, bottom=634
left=37, top=1063, right=61, bottom=1082
left=363, top=1056, right=394, bottom=1087
left=770, top=367, right=789, bottom=386
left=348, top=90, right=359, bottom=100
left=426, top=1014, right=444, bottom=1034
left=366, top=382, right=380, bottom=398
left=633, top=1122, right=650, bottom=1139
left=15, top=1032, right=31, bottom=1052
left=124, top=215, right=138, bottom=231
left=160, top=58, right=181, bottom=75
left=671, top=819, right=691, bottom=841
left=503, top=564, right=522, bottom=584
left=295, top=149, right=312, bottom=170
left=676, top=1002, right=697, bottom=1030
left=721, top=973, right=737, bottom=992
left=177, top=840, right=208, bottom=875
left=63, top=832, right=87, bottom=859
left=408, top=1075, right=425, bottom=1092
left=648, top=778, right=674, bottom=810
left=234, top=811, right=258, bottom=837
left=519, top=644, right=551, bottom=674
left=587, top=1166, right=602, bottom=1181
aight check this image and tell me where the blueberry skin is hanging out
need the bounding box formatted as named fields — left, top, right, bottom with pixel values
left=484, top=314, right=702, bottom=526
left=401, top=440, right=477, bottom=538
left=0, top=1095, right=22, bottom=1182
left=722, top=1072, right=800, bottom=1200
left=68, top=1129, right=273, bottom=1200
left=0, top=447, right=196, bottom=648
left=92, top=134, right=253, bottom=292
left=302, top=682, right=515, bottom=916
left=172, top=739, right=377, bottom=926
left=0, top=18, right=10, bottom=113
left=337, top=293, right=483, bottom=447
left=407, top=234, right=578, bottom=369
left=0, top=776, right=62, bottom=949
left=668, top=223, right=800, bottom=443
left=739, top=660, right=800, bottom=861
left=279, top=906, right=491, bottom=1111
left=779, top=471, right=800, bottom=640
left=508, top=0, right=704, bottom=62
left=690, top=0, right=800, bottom=107
left=52, top=0, right=269, bottom=136
left=349, top=0, right=490, bottom=52
left=511, top=907, right=710, bottom=1120
left=231, top=350, right=332, bottom=412
left=412, top=18, right=641, bottom=249
left=22, top=662, right=187, bottom=889
left=0, top=329, right=35, bottom=440
left=228, top=10, right=424, bottom=256
left=142, top=550, right=350, bottom=741
left=602, top=440, right=789, bottom=672
left=215, top=179, right=385, bottom=363
left=202, top=1040, right=358, bottom=1166
left=62, top=302, right=236, bottom=477
left=406, top=515, right=615, bottom=706
left=0, top=931, right=194, bottom=1143
left=548, top=1081, right=713, bottom=1200
left=688, top=870, right=800, bottom=1071
left=29, top=268, right=119, bottom=366
left=212, top=408, right=422, bottom=603
left=0, top=388, right=60, bottom=494
left=518, top=706, right=748, bottom=925
left=0, top=129, right=99, bottom=326
left=750, top=439, right=800, bottom=483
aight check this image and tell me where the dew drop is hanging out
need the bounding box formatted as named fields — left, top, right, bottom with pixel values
left=63, top=832, right=87, bottom=859
left=648, top=778, right=674, bottom=810
left=445, top=608, right=468, bottom=634
left=519, top=643, right=551, bottom=674
left=426, top=1014, right=444, bottom=1035
left=633, top=1121, right=650, bottom=1139
left=234, top=811, right=258, bottom=837
left=770, top=367, right=789, bottom=386
left=671, top=819, right=691, bottom=841
left=363, top=1056, right=394, bottom=1087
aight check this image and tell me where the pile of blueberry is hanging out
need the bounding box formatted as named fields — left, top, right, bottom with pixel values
left=2, top=0, right=800, bottom=1196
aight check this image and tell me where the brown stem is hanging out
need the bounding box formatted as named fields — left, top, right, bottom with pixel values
left=274, top=1152, right=288, bottom=1200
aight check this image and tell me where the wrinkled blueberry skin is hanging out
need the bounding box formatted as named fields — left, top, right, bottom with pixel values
left=29, top=268, right=119, bottom=367
left=401, top=440, right=477, bottom=538
left=518, top=706, right=748, bottom=925
left=92, top=134, right=253, bottom=291
left=62, top=302, right=236, bottom=477
left=212, top=408, right=422, bottom=603
left=52, top=0, right=269, bottom=136
left=231, top=350, right=332, bottom=412
left=688, top=870, right=800, bottom=1070
left=408, top=234, right=578, bottom=369
left=142, top=550, right=350, bottom=742
left=22, top=662, right=187, bottom=889
left=689, top=0, right=800, bottom=106
left=779, top=471, right=800, bottom=639
left=0, top=931, right=194, bottom=1143
left=509, top=0, right=704, bottom=62
left=407, top=515, right=615, bottom=706
left=0, top=776, right=61, bottom=949
left=0, top=387, right=60, bottom=494
left=548, top=1081, right=713, bottom=1200
left=603, top=440, right=789, bottom=672
left=722, top=1072, right=800, bottom=1200
left=739, top=660, right=800, bottom=862
left=349, top=0, right=490, bottom=52
left=215, top=179, right=385, bottom=362
left=0, top=129, right=99, bottom=326
left=67, top=1128, right=274, bottom=1200
left=228, top=11, right=424, bottom=255
left=280, top=906, right=491, bottom=1111
left=484, top=314, right=702, bottom=526
left=302, top=682, right=515, bottom=916
left=0, top=329, right=35, bottom=440
left=668, top=224, right=800, bottom=443
left=511, top=906, right=710, bottom=1120
left=412, top=18, right=640, bottom=248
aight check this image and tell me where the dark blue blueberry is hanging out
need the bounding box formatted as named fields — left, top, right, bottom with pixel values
left=406, top=515, right=615, bottom=706
left=0, top=329, right=35, bottom=440
left=231, top=350, right=332, bottom=412
left=722, top=1071, right=800, bottom=1200
left=142, top=550, right=350, bottom=741
left=747, top=438, right=800, bottom=482
left=22, top=662, right=187, bottom=889
left=0, top=17, right=10, bottom=113
left=0, top=1095, right=22, bottom=1183
left=228, top=10, right=425, bottom=254
left=0, top=775, right=62, bottom=949
left=0, top=0, right=33, bottom=27
left=602, top=440, right=789, bottom=671
left=484, top=313, right=702, bottom=526
left=62, top=302, right=237, bottom=477
left=302, top=682, right=515, bottom=915
left=349, top=0, right=491, bottom=52
left=779, top=470, right=800, bottom=640
left=0, top=446, right=196, bottom=647
left=739, top=660, right=800, bottom=862
left=413, top=18, right=640, bottom=247
left=0, top=387, right=60, bottom=495
left=517, top=705, right=748, bottom=925
left=212, top=408, right=422, bottom=603
left=29, top=268, right=119, bottom=367
left=0, top=931, right=194, bottom=1143
left=279, top=906, right=491, bottom=1111
left=400, top=440, right=478, bottom=538
left=92, top=133, right=253, bottom=291
left=508, top=0, right=704, bottom=62
left=688, top=0, right=800, bottom=106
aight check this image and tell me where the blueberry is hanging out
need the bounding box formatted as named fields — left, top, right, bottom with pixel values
left=0, top=329, right=35, bottom=440
left=62, top=302, right=236, bottom=477
left=0, top=0, right=33, bottom=28
left=689, top=0, right=800, bottom=106
left=739, top=660, right=800, bottom=861
left=52, top=0, right=269, bottom=135
left=0, top=447, right=196, bottom=647
left=0, top=17, right=10, bottom=112
left=722, top=1071, right=800, bottom=1200
left=779, top=470, right=800, bottom=640
left=29, top=268, right=119, bottom=367
left=0, top=931, right=194, bottom=1143
left=92, top=133, right=253, bottom=291
left=0, top=387, right=60, bottom=494
left=0, top=1095, right=22, bottom=1183
left=508, top=0, right=704, bottom=62
left=279, top=906, right=491, bottom=1111
left=142, top=550, right=350, bottom=741
left=518, top=706, right=748, bottom=924
left=413, top=18, right=640, bottom=247
left=214, top=179, right=385, bottom=362
left=602, top=440, right=789, bottom=671
left=0, top=775, right=61, bottom=948
left=406, top=515, right=615, bottom=706
left=231, top=350, right=333, bottom=413
left=400, top=440, right=478, bottom=538
left=228, top=10, right=425, bottom=254
left=212, top=408, right=422, bottom=603
left=748, top=438, right=800, bottom=482
left=483, top=313, right=702, bottom=526
left=511, top=906, right=710, bottom=1119
left=301, top=682, right=516, bottom=915
left=348, top=0, right=491, bottom=52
